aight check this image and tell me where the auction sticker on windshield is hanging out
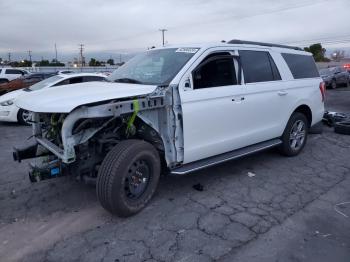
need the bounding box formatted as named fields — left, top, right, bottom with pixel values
left=175, top=48, right=199, bottom=53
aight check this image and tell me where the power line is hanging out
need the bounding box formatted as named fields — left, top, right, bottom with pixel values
left=86, top=0, right=331, bottom=46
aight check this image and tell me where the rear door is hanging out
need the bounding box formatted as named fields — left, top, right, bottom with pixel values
left=238, top=49, right=288, bottom=142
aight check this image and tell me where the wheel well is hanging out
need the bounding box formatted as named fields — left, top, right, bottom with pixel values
left=293, top=105, right=312, bottom=127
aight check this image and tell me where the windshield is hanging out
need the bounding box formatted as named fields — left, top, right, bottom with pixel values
left=319, top=69, right=330, bottom=75
left=107, top=48, right=198, bottom=85
left=28, top=75, right=63, bottom=91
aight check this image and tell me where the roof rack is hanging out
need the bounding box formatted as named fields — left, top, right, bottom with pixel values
left=227, top=39, right=303, bottom=51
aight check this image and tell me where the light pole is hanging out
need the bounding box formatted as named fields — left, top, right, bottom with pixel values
left=159, top=29, right=168, bottom=47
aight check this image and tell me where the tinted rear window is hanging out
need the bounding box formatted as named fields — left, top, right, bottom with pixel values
left=282, top=53, right=319, bottom=79
left=6, top=69, right=23, bottom=74
left=239, top=50, right=281, bottom=83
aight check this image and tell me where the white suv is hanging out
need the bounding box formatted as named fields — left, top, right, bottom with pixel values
left=0, top=68, right=29, bottom=83
left=14, top=40, right=325, bottom=216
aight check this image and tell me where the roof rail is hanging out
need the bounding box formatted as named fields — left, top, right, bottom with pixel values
left=227, top=39, right=303, bottom=51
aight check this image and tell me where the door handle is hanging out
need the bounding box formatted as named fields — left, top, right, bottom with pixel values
left=278, top=90, right=288, bottom=96
left=232, top=97, right=245, bottom=102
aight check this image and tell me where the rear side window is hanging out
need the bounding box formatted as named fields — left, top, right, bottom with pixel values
left=239, top=50, right=281, bottom=83
left=5, top=69, right=23, bottom=74
left=281, top=53, right=319, bottom=79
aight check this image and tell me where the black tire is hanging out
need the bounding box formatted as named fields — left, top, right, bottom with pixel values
left=331, top=79, right=337, bottom=89
left=96, top=139, right=161, bottom=217
left=279, top=112, right=309, bottom=156
left=17, top=109, right=31, bottom=125
left=334, top=121, right=350, bottom=135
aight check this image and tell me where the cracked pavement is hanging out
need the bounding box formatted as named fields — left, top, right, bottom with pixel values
left=1, top=89, right=350, bottom=262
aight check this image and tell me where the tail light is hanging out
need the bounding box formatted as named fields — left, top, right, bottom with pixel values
left=319, top=82, right=326, bottom=102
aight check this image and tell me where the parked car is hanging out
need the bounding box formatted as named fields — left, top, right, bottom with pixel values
left=0, top=73, right=107, bottom=124
left=0, top=68, right=29, bottom=84
left=0, top=72, right=56, bottom=95
left=319, top=66, right=350, bottom=89
left=14, top=40, right=324, bottom=216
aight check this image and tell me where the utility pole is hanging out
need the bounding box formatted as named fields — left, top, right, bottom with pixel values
left=79, top=44, right=84, bottom=67
left=8, top=52, right=11, bottom=63
left=28, top=50, right=32, bottom=63
left=119, top=54, right=122, bottom=63
left=54, top=43, right=58, bottom=62
left=159, top=29, right=168, bottom=47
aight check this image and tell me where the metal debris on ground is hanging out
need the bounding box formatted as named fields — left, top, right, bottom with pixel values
left=322, top=111, right=348, bottom=127
left=247, top=172, right=256, bottom=177
left=192, top=183, right=204, bottom=191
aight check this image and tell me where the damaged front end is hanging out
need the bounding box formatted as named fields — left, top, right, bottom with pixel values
left=14, top=85, right=184, bottom=184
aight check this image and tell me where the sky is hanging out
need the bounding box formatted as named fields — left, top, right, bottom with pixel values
left=0, top=0, right=349, bottom=61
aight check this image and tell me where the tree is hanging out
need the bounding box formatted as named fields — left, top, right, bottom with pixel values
left=36, top=60, right=50, bottom=66
left=89, top=58, right=102, bottom=66
left=13, top=60, right=32, bottom=67
left=304, top=43, right=330, bottom=62
left=107, top=58, right=114, bottom=65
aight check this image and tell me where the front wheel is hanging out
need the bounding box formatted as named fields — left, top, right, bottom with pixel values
left=279, top=112, right=309, bottom=156
left=96, top=140, right=161, bottom=217
left=17, top=109, right=31, bottom=125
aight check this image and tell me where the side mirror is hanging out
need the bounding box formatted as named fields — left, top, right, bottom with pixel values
left=184, top=78, right=191, bottom=88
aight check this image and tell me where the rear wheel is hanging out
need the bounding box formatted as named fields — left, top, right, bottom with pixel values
left=96, top=140, right=161, bottom=217
left=17, top=109, right=31, bottom=125
left=331, top=80, right=337, bottom=89
left=279, top=112, right=309, bottom=156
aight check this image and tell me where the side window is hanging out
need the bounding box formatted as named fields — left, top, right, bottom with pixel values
left=239, top=50, right=281, bottom=83
left=83, top=76, right=104, bottom=82
left=5, top=69, right=23, bottom=74
left=193, top=52, right=237, bottom=89
left=0, top=69, right=2, bottom=73
left=69, top=77, right=83, bottom=84
left=281, top=53, right=319, bottom=79
left=54, top=79, right=70, bottom=86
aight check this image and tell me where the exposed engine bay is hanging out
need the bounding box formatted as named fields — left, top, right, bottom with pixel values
left=14, top=112, right=165, bottom=183
left=13, top=85, right=184, bottom=183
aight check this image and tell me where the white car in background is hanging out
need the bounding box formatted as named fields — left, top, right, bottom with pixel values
left=0, top=73, right=107, bottom=124
left=0, top=68, right=30, bottom=83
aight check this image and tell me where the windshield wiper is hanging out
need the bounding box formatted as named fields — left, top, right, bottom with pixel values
left=113, top=78, right=142, bottom=84
left=23, top=87, right=32, bottom=92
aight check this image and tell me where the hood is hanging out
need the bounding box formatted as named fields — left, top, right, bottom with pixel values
left=15, top=82, right=157, bottom=113
left=0, top=89, right=25, bottom=102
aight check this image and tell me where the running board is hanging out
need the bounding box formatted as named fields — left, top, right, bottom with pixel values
left=170, top=138, right=282, bottom=175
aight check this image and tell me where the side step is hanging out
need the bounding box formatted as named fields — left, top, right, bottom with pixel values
left=170, top=138, right=282, bottom=175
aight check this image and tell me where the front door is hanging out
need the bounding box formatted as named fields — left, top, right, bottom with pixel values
left=179, top=50, right=248, bottom=164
